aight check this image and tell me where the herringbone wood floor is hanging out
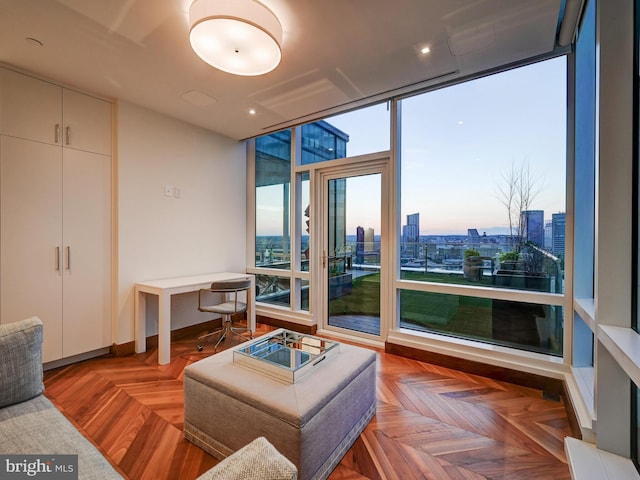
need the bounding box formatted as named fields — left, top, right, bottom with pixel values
left=43, top=324, right=575, bottom=479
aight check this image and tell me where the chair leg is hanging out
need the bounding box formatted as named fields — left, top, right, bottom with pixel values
left=196, top=318, right=227, bottom=352
left=197, top=315, right=252, bottom=352
left=230, top=315, right=255, bottom=339
left=212, top=327, right=228, bottom=351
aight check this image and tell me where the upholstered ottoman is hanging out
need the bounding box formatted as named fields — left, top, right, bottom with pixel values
left=183, top=341, right=376, bottom=480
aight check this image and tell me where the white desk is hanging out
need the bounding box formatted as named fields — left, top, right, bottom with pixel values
left=134, top=272, right=255, bottom=365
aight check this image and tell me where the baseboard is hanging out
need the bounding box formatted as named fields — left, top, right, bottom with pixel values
left=112, top=318, right=224, bottom=357
left=111, top=341, right=135, bottom=357
left=257, top=314, right=317, bottom=334
left=385, top=342, right=562, bottom=392
left=562, top=374, right=590, bottom=441
left=113, top=316, right=313, bottom=356
left=44, top=347, right=111, bottom=370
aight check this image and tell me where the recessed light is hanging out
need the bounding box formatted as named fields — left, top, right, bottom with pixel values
left=420, top=46, right=430, bottom=54
left=249, top=109, right=256, bottom=115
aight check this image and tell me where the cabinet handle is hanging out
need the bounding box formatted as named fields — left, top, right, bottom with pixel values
left=56, top=246, right=61, bottom=271
left=65, top=126, right=71, bottom=145
left=66, top=246, right=71, bottom=270
left=55, top=124, right=61, bottom=144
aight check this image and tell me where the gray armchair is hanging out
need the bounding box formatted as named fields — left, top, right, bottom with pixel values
left=0, top=317, right=123, bottom=479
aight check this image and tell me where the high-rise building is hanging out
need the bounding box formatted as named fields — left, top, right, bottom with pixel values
left=467, top=228, right=480, bottom=245
left=300, top=120, right=349, bottom=164
left=552, top=212, right=566, bottom=257
left=355, top=226, right=364, bottom=264
left=365, top=228, right=375, bottom=252
left=544, top=220, right=553, bottom=251
left=402, top=213, right=420, bottom=258
left=520, top=210, right=544, bottom=247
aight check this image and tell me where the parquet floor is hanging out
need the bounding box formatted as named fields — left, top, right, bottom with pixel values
left=43, top=323, right=575, bottom=479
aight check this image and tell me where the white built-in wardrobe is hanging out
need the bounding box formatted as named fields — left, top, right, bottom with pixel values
left=0, top=66, right=112, bottom=363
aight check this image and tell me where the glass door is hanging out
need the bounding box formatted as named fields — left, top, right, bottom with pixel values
left=323, top=169, right=384, bottom=338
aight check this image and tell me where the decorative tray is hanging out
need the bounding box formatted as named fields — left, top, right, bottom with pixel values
left=233, top=328, right=340, bottom=383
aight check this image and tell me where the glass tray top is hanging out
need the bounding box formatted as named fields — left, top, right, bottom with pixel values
left=232, top=329, right=340, bottom=383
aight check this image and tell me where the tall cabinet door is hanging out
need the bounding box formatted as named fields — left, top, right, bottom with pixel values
left=0, top=136, right=63, bottom=362
left=62, top=148, right=111, bottom=357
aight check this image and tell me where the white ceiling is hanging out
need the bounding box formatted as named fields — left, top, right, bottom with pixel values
left=0, top=0, right=575, bottom=140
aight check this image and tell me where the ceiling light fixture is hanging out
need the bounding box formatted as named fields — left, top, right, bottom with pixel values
left=189, top=0, right=283, bottom=76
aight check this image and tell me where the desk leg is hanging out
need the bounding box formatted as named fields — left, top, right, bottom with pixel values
left=158, top=293, right=171, bottom=365
left=134, top=289, right=146, bottom=354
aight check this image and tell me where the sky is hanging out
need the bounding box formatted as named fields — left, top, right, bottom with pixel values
left=329, top=56, right=567, bottom=236
left=256, top=56, right=567, bottom=237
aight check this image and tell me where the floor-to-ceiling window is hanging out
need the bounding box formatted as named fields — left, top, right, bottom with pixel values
left=572, top=0, right=597, bottom=423
left=250, top=104, right=390, bottom=322
left=397, top=58, right=567, bottom=356
left=255, top=129, right=292, bottom=307
left=250, top=58, right=568, bottom=357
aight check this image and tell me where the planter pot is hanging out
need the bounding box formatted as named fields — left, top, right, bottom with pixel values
left=498, top=260, right=519, bottom=271
left=493, top=271, right=550, bottom=293
left=463, top=256, right=483, bottom=281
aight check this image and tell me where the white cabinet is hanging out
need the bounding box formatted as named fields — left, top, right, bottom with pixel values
left=0, top=68, right=61, bottom=145
left=62, top=148, right=111, bottom=358
left=62, top=89, right=112, bottom=155
left=0, top=137, right=64, bottom=361
left=0, top=67, right=111, bottom=155
left=0, top=67, right=112, bottom=362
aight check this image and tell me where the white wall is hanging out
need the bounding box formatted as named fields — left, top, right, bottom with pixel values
left=116, top=101, right=246, bottom=345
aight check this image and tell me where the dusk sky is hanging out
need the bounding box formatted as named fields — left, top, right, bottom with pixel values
left=328, top=56, right=567, bottom=236
left=256, top=56, right=567, bottom=237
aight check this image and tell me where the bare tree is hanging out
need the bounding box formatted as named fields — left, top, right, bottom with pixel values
left=496, top=161, right=544, bottom=252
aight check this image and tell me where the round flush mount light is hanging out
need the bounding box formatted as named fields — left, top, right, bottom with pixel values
left=189, top=0, right=283, bottom=76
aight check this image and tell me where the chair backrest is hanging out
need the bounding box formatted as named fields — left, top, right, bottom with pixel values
left=198, top=278, right=251, bottom=315
left=209, top=278, right=251, bottom=292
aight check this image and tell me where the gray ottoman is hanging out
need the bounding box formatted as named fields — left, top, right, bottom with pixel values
left=184, top=342, right=376, bottom=480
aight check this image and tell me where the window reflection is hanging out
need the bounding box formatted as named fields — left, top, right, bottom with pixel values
left=256, top=130, right=291, bottom=268
left=400, top=290, right=563, bottom=356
